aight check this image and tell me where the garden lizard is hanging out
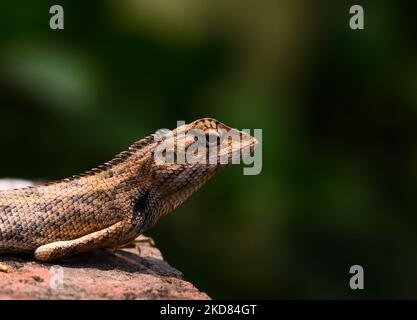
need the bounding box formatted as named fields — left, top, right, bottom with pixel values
left=0, top=118, right=257, bottom=271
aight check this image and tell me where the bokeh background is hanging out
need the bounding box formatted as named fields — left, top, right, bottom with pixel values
left=1, top=0, right=416, bottom=299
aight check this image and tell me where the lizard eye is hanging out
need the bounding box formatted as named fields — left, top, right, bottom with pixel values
left=206, top=131, right=220, bottom=146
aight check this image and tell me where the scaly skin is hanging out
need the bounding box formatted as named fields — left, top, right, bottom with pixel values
left=0, top=118, right=256, bottom=262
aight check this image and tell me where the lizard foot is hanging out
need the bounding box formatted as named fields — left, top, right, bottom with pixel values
left=113, top=235, right=156, bottom=256
left=135, top=235, right=156, bottom=246
left=0, top=263, right=12, bottom=273
left=135, top=236, right=156, bottom=256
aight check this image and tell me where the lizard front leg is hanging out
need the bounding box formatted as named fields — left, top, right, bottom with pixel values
left=34, top=221, right=126, bottom=262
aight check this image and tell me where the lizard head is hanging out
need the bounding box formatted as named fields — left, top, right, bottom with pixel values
left=153, top=118, right=257, bottom=166
left=136, top=118, right=257, bottom=225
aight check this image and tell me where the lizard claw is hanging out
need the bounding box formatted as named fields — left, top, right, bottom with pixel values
left=107, top=235, right=156, bottom=257
left=135, top=235, right=156, bottom=246
left=0, top=263, right=12, bottom=273
left=116, top=236, right=156, bottom=256
left=133, top=236, right=155, bottom=256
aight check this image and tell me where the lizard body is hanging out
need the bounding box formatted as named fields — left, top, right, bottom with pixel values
left=0, top=118, right=256, bottom=262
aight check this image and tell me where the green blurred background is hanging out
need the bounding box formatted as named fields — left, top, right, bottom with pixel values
left=0, top=0, right=416, bottom=298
